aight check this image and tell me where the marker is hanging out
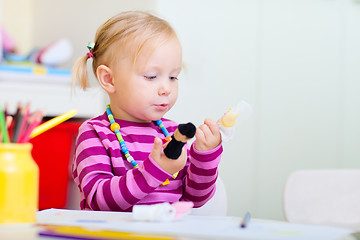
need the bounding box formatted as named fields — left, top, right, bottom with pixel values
left=240, top=212, right=251, bottom=228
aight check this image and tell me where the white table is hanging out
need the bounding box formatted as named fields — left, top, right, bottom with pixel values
left=0, top=209, right=356, bottom=240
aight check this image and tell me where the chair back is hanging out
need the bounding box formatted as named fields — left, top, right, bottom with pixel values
left=191, top=177, right=227, bottom=216
left=283, top=169, right=360, bottom=230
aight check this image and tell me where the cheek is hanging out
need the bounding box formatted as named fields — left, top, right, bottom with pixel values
left=171, top=87, right=179, bottom=103
left=126, top=78, right=148, bottom=94
left=173, top=83, right=179, bottom=96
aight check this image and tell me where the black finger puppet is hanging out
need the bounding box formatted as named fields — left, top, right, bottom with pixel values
left=164, top=122, right=196, bottom=159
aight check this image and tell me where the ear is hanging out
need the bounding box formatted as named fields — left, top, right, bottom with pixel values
left=96, top=65, right=115, bottom=94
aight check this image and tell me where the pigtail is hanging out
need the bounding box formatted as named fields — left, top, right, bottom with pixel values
left=72, top=55, right=90, bottom=90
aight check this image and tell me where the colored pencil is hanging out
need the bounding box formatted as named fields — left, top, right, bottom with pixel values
left=10, top=102, right=21, bottom=140
left=15, top=103, right=30, bottom=143
left=30, top=109, right=77, bottom=138
left=6, top=115, right=13, bottom=128
left=4, top=103, right=8, bottom=118
left=12, top=104, right=25, bottom=143
left=18, top=111, right=43, bottom=143
left=0, top=104, right=10, bottom=143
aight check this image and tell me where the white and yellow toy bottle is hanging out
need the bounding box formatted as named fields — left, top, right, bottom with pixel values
left=219, top=101, right=252, bottom=141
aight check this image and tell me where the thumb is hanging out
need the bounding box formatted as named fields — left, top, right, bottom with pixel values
left=151, top=137, right=163, bottom=157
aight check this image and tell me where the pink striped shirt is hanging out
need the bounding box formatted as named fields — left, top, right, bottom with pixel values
left=72, top=112, right=222, bottom=211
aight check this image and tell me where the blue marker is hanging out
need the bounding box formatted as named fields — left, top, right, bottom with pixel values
left=240, top=212, right=251, bottom=228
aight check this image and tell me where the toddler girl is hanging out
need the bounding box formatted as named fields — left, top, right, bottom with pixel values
left=72, top=11, right=222, bottom=211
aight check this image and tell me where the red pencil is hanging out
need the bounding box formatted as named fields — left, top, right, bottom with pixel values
left=18, top=111, right=43, bottom=143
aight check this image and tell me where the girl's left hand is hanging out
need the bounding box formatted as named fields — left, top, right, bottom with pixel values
left=195, top=118, right=221, bottom=151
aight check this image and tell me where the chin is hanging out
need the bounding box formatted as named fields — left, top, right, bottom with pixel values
left=150, top=113, right=166, bottom=121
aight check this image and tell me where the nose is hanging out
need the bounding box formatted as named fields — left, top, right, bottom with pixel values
left=158, top=79, right=171, bottom=96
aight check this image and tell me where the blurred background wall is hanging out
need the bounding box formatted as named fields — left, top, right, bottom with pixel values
left=2, top=0, right=360, bottom=220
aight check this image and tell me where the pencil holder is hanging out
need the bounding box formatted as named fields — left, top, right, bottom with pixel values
left=0, top=143, right=39, bottom=224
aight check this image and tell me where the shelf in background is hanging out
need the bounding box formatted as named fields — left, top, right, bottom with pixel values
left=0, top=62, right=72, bottom=84
left=0, top=64, right=106, bottom=118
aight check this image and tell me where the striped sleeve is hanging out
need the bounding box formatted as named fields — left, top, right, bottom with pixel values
left=182, top=142, right=223, bottom=207
left=72, top=121, right=172, bottom=211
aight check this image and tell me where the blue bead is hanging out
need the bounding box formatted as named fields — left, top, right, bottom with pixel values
left=131, top=161, right=137, bottom=166
left=106, top=107, right=112, bottom=116
left=161, top=127, right=170, bottom=137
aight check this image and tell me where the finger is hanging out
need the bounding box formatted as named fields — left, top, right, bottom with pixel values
left=204, top=118, right=219, bottom=135
left=180, top=145, right=188, bottom=161
left=162, top=140, right=170, bottom=149
left=195, top=126, right=205, bottom=141
left=199, top=123, right=212, bottom=138
left=152, top=137, right=163, bottom=156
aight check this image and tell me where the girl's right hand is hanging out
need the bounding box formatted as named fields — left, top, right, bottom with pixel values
left=150, top=137, right=187, bottom=175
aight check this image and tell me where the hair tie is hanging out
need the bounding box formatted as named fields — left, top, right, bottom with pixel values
left=86, top=52, right=94, bottom=58
left=86, top=42, right=95, bottom=59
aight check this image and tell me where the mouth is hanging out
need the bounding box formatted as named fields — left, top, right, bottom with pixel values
left=154, top=104, right=169, bottom=111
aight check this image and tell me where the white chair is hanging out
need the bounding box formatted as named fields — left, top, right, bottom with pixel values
left=191, top=177, right=227, bottom=216
left=283, top=169, right=360, bottom=231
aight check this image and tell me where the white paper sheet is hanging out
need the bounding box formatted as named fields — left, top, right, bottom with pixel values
left=36, top=209, right=354, bottom=240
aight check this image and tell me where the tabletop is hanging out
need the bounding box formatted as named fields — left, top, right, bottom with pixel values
left=0, top=209, right=357, bottom=240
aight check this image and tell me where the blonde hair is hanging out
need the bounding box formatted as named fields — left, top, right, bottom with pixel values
left=72, top=11, right=179, bottom=90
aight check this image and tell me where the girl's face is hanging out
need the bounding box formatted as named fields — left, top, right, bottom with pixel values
left=110, top=37, right=182, bottom=122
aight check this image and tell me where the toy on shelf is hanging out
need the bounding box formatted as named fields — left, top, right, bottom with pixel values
left=219, top=101, right=252, bottom=142
left=1, top=26, right=73, bottom=67
left=4, top=38, right=73, bottom=67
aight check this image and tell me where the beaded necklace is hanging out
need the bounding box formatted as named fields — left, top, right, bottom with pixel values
left=106, top=104, right=172, bottom=168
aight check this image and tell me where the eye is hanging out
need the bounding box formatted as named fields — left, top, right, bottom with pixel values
left=169, top=76, right=178, bottom=81
left=144, top=75, right=157, bottom=80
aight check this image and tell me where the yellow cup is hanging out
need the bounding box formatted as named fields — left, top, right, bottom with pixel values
left=0, top=143, right=39, bottom=224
